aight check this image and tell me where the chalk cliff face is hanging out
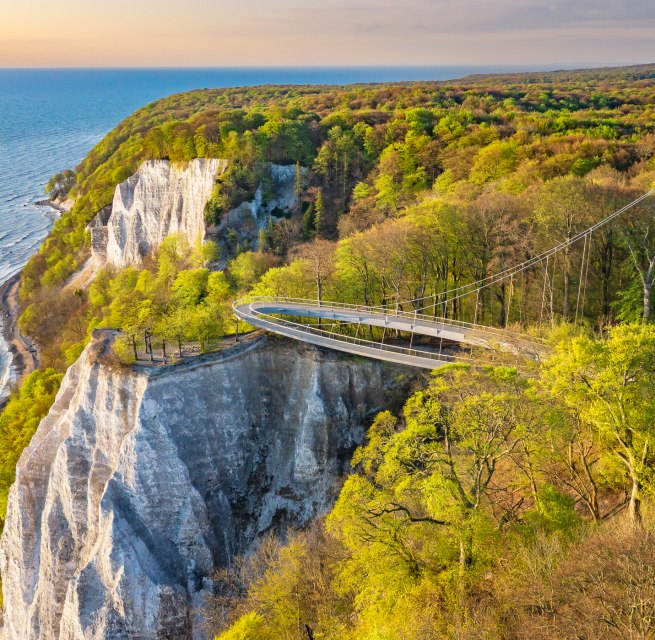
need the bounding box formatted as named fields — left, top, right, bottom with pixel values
left=0, top=333, right=411, bottom=640
left=96, top=158, right=227, bottom=268
left=91, top=160, right=303, bottom=269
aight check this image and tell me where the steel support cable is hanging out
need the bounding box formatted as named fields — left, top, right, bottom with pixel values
left=581, top=229, right=593, bottom=321
left=539, top=255, right=549, bottom=326
left=574, top=233, right=589, bottom=325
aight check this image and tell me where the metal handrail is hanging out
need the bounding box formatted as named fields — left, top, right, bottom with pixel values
left=233, top=296, right=544, bottom=344
left=235, top=302, right=531, bottom=370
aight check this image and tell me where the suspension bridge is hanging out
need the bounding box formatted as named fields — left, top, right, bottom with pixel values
left=233, top=188, right=655, bottom=369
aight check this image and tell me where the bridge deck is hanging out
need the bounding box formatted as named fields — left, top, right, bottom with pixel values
left=233, top=297, right=541, bottom=370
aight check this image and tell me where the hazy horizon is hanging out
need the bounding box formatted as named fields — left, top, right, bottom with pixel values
left=3, top=0, right=654, bottom=68
left=0, top=63, right=647, bottom=71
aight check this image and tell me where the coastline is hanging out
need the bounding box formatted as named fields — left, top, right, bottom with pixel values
left=0, top=273, right=39, bottom=406
left=35, top=198, right=70, bottom=214
left=0, top=200, right=66, bottom=407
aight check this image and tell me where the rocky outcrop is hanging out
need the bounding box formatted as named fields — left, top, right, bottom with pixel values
left=0, top=332, right=412, bottom=639
left=54, top=196, right=75, bottom=213
left=89, top=160, right=304, bottom=269
left=213, top=163, right=306, bottom=257
left=97, top=159, right=227, bottom=268
left=86, top=205, right=112, bottom=263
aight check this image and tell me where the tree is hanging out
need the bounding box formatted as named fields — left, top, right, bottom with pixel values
left=189, top=304, right=223, bottom=353
left=334, top=230, right=380, bottom=307
left=301, top=203, right=316, bottom=240
left=509, top=527, right=655, bottom=640
left=229, top=251, right=279, bottom=292
left=172, top=268, right=210, bottom=308
left=463, top=191, right=531, bottom=325
left=539, top=406, right=606, bottom=523
left=624, top=215, right=655, bottom=322
left=158, top=307, right=190, bottom=358
left=329, top=365, right=530, bottom=588
left=535, top=177, right=594, bottom=319
left=45, top=169, right=75, bottom=200
left=292, top=239, right=336, bottom=305
left=215, top=612, right=269, bottom=640
left=251, top=260, right=314, bottom=299
left=542, top=324, right=655, bottom=528
left=156, top=234, right=195, bottom=286
left=0, top=369, right=63, bottom=521
left=313, top=189, right=325, bottom=236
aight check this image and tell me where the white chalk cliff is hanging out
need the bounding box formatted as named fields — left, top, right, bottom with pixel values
left=96, top=158, right=227, bottom=268
left=0, top=332, right=410, bottom=639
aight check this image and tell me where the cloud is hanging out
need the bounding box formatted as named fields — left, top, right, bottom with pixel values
left=268, top=0, right=655, bottom=37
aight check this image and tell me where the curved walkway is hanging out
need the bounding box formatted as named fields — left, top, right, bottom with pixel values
left=233, top=297, right=542, bottom=370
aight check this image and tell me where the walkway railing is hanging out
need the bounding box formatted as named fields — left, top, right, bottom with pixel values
left=233, top=296, right=541, bottom=370
left=236, top=296, right=543, bottom=342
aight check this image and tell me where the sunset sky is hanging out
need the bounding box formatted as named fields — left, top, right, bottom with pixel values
left=2, top=0, right=654, bottom=68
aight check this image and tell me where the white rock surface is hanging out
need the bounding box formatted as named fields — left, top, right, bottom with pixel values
left=0, top=333, right=410, bottom=639
left=102, top=159, right=227, bottom=268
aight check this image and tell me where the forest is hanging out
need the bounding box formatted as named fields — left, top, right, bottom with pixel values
left=2, top=63, right=655, bottom=637
left=209, top=325, right=655, bottom=639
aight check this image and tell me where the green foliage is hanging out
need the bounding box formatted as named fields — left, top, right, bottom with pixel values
left=469, top=141, right=520, bottom=184
left=542, top=323, right=655, bottom=526
left=110, top=335, right=135, bottom=364
left=228, top=251, right=279, bottom=292
left=612, top=279, right=644, bottom=322
left=205, top=161, right=260, bottom=226
left=63, top=341, right=86, bottom=367
left=215, top=612, right=268, bottom=640
left=314, top=188, right=325, bottom=235
left=521, top=484, right=582, bottom=536
left=19, top=66, right=655, bottom=369
left=85, top=235, right=232, bottom=357
left=0, top=65, right=652, bottom=633
left=212, top=322, right=655, bottom=638
left=8, top=68, right=655, bottom=632
left=45, top=169, right=75, bottom=200
left=251, top=260, right=314, bottom=299
left=0, top=369, right=63, bottom=521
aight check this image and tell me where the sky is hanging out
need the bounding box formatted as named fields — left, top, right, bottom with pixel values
left=1, top=0, right=654, bottom=68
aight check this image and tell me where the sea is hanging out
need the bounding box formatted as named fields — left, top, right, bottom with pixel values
left=0, top=64, right=571, bottom=399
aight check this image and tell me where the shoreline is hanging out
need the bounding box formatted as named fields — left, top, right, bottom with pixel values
left=34, top=198, right=67, bottom=213
left=1, top=201, right=64, bottom=403
left=0, top=273, right=39, bottom=406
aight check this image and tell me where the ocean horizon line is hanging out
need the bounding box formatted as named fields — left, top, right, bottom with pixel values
left=0, top=62, right=643, bottom=72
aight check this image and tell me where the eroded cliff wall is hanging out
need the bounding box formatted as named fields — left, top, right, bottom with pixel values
left=0, top=333, right=411, bottom=640
left=209, top=162, right=306, bottom=259
left=96, top=158, right=227, bottom=268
